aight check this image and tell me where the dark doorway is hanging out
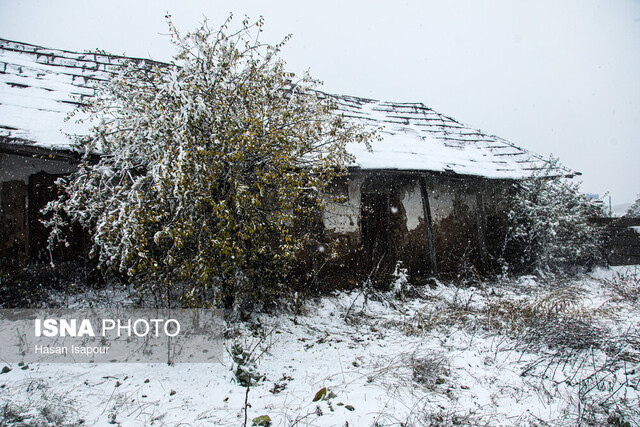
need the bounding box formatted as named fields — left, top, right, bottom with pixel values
left=361, top=192, right=390, bottom=271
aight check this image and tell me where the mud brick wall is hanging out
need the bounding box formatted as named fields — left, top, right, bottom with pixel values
left=319, top=170, right=512, bottom=285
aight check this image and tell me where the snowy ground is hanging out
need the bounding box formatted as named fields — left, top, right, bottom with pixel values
left=1, top=266, right=639, bottom=426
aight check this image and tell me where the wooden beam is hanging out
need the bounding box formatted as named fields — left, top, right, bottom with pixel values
left=0, top=139, right=100, bottom=164
left=419, top=177, right=437, bottom=274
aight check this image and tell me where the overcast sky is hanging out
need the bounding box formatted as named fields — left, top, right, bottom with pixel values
left=1, top=0, right=639, bottom=204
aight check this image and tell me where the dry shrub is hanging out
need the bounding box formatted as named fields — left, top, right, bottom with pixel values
left=598, top=267, right=640, bottom=304
left=403, top=307, right=476, bottom=335
left=411, top=354, right=450, bottom=391
left=421, top=410, right=496, bottom=427
left=489, top=287, right=594, bottom=335
left=502, top=286, right=640, bottom=427
left=0, top=379, right=81, bottom=426
left=532, top=287, right=590, bottom=316
left=367, top=350, right=450, bottom=393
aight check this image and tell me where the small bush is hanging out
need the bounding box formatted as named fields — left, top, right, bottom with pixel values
left=230, top=342, right=265, bottom=387
left=505, top=158, right=606, bottom=275
left=46, top=15, right=371, bottom=310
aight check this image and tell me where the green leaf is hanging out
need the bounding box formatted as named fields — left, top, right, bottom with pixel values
left=252, top=415, right=271, bottom=426
left=312, top=387, right=327, bottom=402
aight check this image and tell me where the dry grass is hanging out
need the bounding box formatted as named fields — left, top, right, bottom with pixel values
left=0, top=379, right=82, bottom=426
left=403, top=306, right=477, bottom=335
left=366, top=350, right=450, bottom=394
left=489, top=287, right=592, bottom=332
left=597, top=266, right=640, bottom=304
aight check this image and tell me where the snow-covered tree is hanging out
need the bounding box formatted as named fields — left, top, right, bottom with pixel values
left=46, top=15, right=371, bottom=307
left=626, top=196, right=640, bottom=217
left=505, top=159, right=605, bottom=274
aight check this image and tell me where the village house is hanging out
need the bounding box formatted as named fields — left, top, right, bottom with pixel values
left=0, top=38, right=575, bottom=284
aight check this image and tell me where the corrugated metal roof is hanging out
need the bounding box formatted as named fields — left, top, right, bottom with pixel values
left=0, top=38, right=573, bottom=179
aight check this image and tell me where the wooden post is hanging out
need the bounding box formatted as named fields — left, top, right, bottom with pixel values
left=476, top=188, right=488, bottom=265
left=311, top=246, right=319, bottom=289
left=419, top=177, right=437, bottom=274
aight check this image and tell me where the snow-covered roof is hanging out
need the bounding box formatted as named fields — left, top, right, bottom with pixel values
left=0, top=38, right=573, bottom=179
left=330, top=95, right=571, bottom=179
left=0, top=38, right=158, bottom=148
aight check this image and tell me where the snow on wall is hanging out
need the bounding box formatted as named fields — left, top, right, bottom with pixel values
left=322, top=176, right=364, bottom=234
left=427, top=180, right=477, bottom=224
left=429, top=187, right=455, bottom=223
left=321, top=175, right=483, bottom=238
left=401, top=182, right=423, bottom=231
left=322, top=176, right=433, bottom=236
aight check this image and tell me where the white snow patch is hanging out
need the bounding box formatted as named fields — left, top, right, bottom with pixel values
left=2, top=268, right=638, bottom=425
